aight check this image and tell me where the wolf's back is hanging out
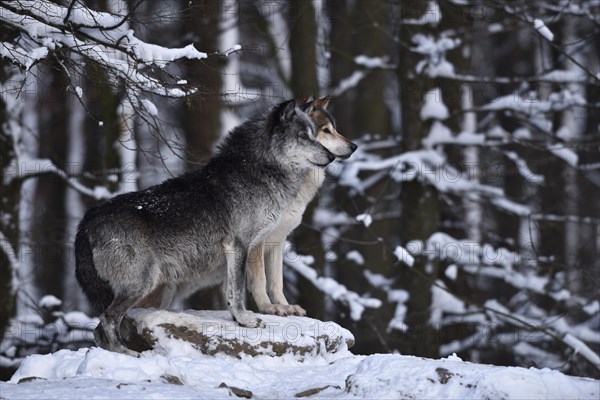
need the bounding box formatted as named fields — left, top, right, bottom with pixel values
left=75, top=224, right=114, bottom=314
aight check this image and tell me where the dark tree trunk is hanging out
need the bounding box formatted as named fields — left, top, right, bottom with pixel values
left=288, top=1, right=319, bottom=98
left=286, top=0, right=325, bottom=319
left=181, top=0, right=225, bottom=310
left=31, top=62, right=69, bottom=300
left=396, top=1, right=440, bottom=358
left=182, top=0, right=224, bottom=170
left=0, top=66, right=17, bottom=343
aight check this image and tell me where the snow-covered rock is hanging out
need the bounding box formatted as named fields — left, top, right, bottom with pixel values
left=345, top=354, right=599, bottom=399
left=123, top=309, right=355, bottom=359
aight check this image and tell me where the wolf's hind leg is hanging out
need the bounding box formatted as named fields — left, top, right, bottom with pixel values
left=223, top=237, right=264, bottom=328
left=96, top=289, right=152, bottom=356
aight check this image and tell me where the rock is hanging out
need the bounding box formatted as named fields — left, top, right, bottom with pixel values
left=295, top=385, right=340, bottom=397
left=219, top=382, right=253, bottom=398
left=435, top=367, right=454, bottom=384
left=161, top=374, right=183, bottom=385
left=123, top=309, right=354, bottom=359
left=17, top=376, right=47, bottom=384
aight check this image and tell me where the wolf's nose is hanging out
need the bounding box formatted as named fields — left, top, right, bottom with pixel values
left=350, top=142, right=358, bottom=153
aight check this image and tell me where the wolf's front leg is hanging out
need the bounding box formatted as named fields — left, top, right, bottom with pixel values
left=247, top=242, right=275, bottom=312
left=223, top=237, right=264, bottom=328
left=264, top=236, right=306, bottom=316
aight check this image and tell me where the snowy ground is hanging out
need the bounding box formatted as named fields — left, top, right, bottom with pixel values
left=2, top=343, right=599, bottom=399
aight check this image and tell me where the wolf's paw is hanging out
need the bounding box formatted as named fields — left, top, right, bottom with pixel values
left=273, top=304, right=306, bottom=316
left=288, top=304, right=307, bottom=316
left=264, top=304, right=306, bottom=316
left=235, top=311, right=265, bottom=328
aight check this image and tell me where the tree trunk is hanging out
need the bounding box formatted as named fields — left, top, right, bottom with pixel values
left=286, top=0, right=325, bottom=319
left=396, top=1, right=440, bottom=358
left=288, top=1, right=319, bottom=98
left=31, top=61, right=68, bottom=301
left=0, top=67, right=17, bottom=341
left=181, top=0, right=224, bottom=310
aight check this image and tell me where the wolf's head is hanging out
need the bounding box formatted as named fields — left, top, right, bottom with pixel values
left=268, top=100, right=335, bottom=169
left=298, top=96, right=358, bottom=160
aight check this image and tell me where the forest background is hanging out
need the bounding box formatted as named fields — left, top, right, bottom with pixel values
left=1, top=0, right=599, bottom=380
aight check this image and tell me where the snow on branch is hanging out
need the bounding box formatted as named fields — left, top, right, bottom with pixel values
left=532, top=18, right=554, bottom=42
left=0, top=0, right=209, bottom=97
left=284, top=244, right=381, bottom=320
left=340, top=147, right=532, bottom=217
left=5, top=157, right=115, bottom=200
left=563, top=333, right=600, bottom=369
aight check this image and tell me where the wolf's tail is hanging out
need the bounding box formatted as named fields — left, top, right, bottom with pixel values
left=75, top=227, right=114, bottom=314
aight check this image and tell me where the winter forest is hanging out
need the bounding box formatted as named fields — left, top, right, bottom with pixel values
left=1, top=0, right=599, bottom=390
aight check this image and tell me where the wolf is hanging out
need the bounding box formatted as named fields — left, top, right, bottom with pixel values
left=75, top=99, right=335, bottom=355
left=136, top=96, right=358, bottom=317
left=246, top=96, right=357, bottom=316
left=136, top=96, right=358, bottom=316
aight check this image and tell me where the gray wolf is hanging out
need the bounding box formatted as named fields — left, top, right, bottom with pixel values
left=136, top=96, right=358, bottom=317
left=75, top=100, right=335, bottom=355
left=137, top=96, right=358, bottom=317
left=246, top=96, right=357, bottom=316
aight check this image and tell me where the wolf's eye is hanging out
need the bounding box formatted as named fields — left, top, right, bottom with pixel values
left=299, top=131, right=309, bottom=139
left=323, top=128, right=331, bottom=134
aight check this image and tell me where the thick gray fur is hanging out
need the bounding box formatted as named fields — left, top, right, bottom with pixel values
left=75, top=100, right=334, bottom=355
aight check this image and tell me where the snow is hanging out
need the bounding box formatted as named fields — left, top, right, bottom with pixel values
left=3, top=347, right=598, bottom=399
left=387, top=289, right=410, bottom=332
left=38, top=295, right=62, bottom=309
left=347, top=355, right=599, bottom=399
left=355, top=213, right=372, bottom=228
left=0, top=1, right=207, bottom=97
left=346, top=250, right=365, bottom=265
left=541, top=69, right=584, bottom=83
left=430, top=281, right=466, bottom=325
left=412, top=34, right=459, bottom=78
left=446, top=352, right=463, bottom=362
left=141, top=98, right=159, bottom=116
left=354, top=55, right=394, bottom=69
left=445, top=264, right=458, bottom=280
left=533, top=18, right=554, bottom=41
left=505, top=151, right=545, bottom=183
left=393, top=245, right=415, bottom=267
left=549, top=144, right=578, bottom=167
left=129, top=309, right=355, bottom=359
left=420, top=88, right=449, bottom=120
left=563, top=333, right=600, bottom=367
left=402, top=1, right=441, bottom=26
left=222, top=44, right=241, bottom=56
left=334, top=71, right=366, bottom=95
left=422, top=120, right=452, bottom=148
left=0, top=43, right=48, bottom=70
left=583, top=301, right=600, bottom=316
left=363, top=270, right=394, bottom=288
left=284, top=246, right=381, bottom=321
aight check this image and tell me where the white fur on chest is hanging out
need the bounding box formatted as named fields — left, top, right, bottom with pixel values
left=276, top=167, right=326, bottom=234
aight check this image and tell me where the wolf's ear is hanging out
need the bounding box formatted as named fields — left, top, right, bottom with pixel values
left=278, top=99, right=297, bottom=122
left=314, top=95, right=331, bottom=109
left=296, top=96, right=314, bottom=106
left=297, top=96, right=315, bottom=113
